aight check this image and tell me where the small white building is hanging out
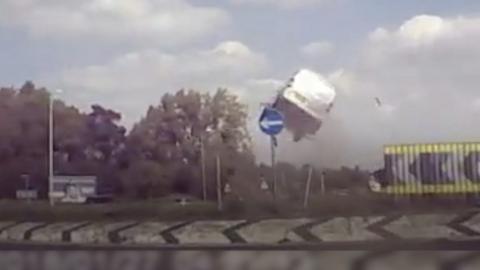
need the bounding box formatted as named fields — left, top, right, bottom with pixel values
left=50, top=176, right=97, bottom=204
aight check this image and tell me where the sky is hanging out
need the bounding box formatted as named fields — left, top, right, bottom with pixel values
left=1, top=0, right=480, bottom=169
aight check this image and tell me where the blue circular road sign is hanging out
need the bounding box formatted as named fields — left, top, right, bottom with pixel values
left=259, top=107, right=284, bottom=136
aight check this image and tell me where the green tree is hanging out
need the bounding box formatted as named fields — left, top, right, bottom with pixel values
left=54, top=103, right=127, bottom=191
left=0, top=82, right=50, bottom=197
left=0, top=82, right=127, bottom=198
left=125, top=88, right=253, bottom=199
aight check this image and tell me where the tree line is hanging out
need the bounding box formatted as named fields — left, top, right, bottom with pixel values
left=0, top=82, right=369, bottom=202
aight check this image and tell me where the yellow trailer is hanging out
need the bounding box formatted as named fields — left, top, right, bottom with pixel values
left=377, top=142, right=480, bottom=194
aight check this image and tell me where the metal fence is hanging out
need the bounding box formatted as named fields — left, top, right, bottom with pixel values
left=381, top=142, right=480, bottom=195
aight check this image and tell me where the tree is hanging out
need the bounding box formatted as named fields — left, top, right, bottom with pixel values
left=121, top=160, right=174, bottom=199
left=125, top=88, right=253, bottom=198
left=0, top=82, right=50, bottom=197
left=0, top=82, right=128, bottom=198
left=54, top=103, right=127, bottom=191
left=0, top=82, right=270, bottom=201
left=323, top=166, right=370, bottom=192
left=85, top=105, right=126, bottom=163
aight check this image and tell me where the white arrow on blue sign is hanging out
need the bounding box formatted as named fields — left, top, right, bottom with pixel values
left=259, top=107, right=284, bottom=136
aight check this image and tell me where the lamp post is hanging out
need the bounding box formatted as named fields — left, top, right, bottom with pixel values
left=49, top=89, right=62, bottom=206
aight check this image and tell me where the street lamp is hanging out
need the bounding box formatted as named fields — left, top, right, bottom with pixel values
left=49, top=89, right=63, bottom=206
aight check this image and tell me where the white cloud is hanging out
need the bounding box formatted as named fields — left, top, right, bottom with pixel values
left=368, top=15, right=458, bottom=48
left=247, top=14, right=480, bottom=169
left=321, top=15, right=480, bottom=168
left=0, top=0, right=229, bottom=45
left=33, top=12, right=480, bottom=170
left=231, top=0, right=331, bottom=9
left=362, top=15, right=480, bottom=100
left=44, top=40, right=283, bottom=165
left=45, top=41, right=268, bottom=126
left=300, top=41, right=334, bottom=57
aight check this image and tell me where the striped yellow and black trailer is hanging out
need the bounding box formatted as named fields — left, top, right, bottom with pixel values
left=378, top=142, right=480, bottom=195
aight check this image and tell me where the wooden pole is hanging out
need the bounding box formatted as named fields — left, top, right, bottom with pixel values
left=216, top=154, right=223, bottom=211
left=303, top=165, right=313, bottom=209
left=200, top=137, right=207, bottom=201
left=49, top=96, right=54, bottom=206
left=271, top=136, right=277, bottom=201
left=320, top=170, right=326, bottom=195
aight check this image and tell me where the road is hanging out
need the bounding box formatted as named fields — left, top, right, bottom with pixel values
left=0, top=243, right=480, bottom=270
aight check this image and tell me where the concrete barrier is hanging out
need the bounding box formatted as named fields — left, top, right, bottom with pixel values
left=0, top=211, right=479, bottom=245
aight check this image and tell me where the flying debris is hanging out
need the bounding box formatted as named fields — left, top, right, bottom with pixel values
left=273, top=97, right=321, bottom=141
left=270, top=69, right=337, bottom=141
left=375, top=97, right=382, bottom=107
left=326, top=103, right=334, bottom=113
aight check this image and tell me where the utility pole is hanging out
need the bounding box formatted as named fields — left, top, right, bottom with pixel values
left=303, top=165, right=313, bottom=209
left=216, top=154, right=223, bottom=211
left=200, top=136, right=207, bottom=201
left=271, top=136, right=277, bottom=200
left=320, top=170, right=326, bottom=195
left=49, top=95, right=54, bottom=206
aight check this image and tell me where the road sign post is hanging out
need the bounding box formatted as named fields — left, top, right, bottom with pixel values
left=303, top=165, right=313, bottom=209
left=271, top=135, right=277, bottom=200
left=259, top=107, right=284, bottom=201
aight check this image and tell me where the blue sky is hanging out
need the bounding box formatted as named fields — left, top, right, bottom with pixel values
left=1, top=0, right=480, bottom=168
left=2, top=0, right=478, bottom=83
